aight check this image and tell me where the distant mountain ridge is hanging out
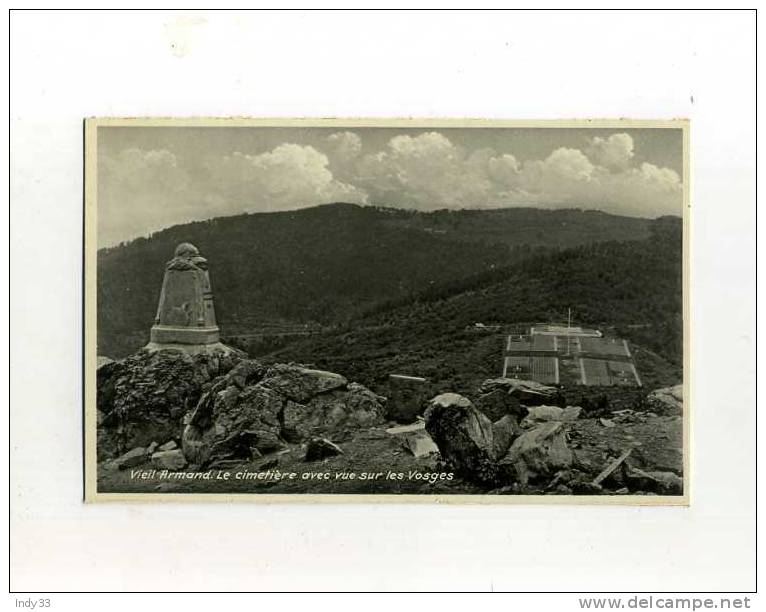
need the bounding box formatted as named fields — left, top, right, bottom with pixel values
left=97, top=203, right=661, bottom=357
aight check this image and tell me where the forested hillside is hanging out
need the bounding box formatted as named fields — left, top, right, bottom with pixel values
left=266, top=217, right=683, bottom=393
left=97, top=203, right=653, bottom=357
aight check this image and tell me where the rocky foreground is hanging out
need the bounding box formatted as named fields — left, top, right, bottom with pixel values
left=97, top=349, right=683, bottom=496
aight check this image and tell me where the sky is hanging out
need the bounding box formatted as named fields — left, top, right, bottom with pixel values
left=97, top=125, right=684, bottom=247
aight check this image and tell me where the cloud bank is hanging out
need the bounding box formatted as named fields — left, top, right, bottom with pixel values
left=99, top=131, right=682, bottom=246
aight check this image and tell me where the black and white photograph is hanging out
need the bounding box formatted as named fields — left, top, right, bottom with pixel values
left=11, top=7, right=757, bottom=598
left=86, top=119, right=688, bottom=501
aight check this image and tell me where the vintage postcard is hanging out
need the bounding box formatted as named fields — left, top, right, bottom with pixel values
left=84, top=118, right=689, bottom=503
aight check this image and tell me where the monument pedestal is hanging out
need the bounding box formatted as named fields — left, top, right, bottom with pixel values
left=144, top=242, right=236, bottom=356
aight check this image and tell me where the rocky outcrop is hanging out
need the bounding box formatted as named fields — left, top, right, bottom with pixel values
left=182, top=362, right=386, bottom=467
left=491, top=415, right=521, bottom=460
left=498, top=422, right=573, bottom=484
left=97, top=351, right=384, bottom=468
left=111, top=446, right=151, bottom=470
left=624, top=466, right=684, bottom=495
left=474, top=378, right=562, bottom=422
left=425, top=391, right=573, bottom=487
left=305, top=437, right=343, bottom=461
left=424, top=393, right=498, bottom=483
left=647, top=384, right=683, bottom=416
left=260, top=364, right=347, bottom=402
left=522, top=405, right=581, bottom=426
left=151, top=449, right=187, bottom=470
left=96, top=348, right=244, bottom=460
left=478, top=378, right=561, bottom=406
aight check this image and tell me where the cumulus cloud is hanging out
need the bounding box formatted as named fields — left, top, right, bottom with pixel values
left=98, top=130, right=682, bottom=246
left=587, top=133, right=634, bottom=170
left=353, top=132, right=680, bottom=218
left=209, top=144, right=367, bottom=213
left=326, top=131, right=362, bottom=162
left=357, top=132, right=495, bottom=209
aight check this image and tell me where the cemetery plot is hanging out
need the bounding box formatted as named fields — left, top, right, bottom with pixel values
left=581, top=358, right=611, bottom=386
left=506, top=335, right=531, bottom=352
left=503, top=355, right=531, bottom=378
left=580, top=337, right=630, bottom=357
left=500, top=325, right=640, bottom=387
left=580, top=358, right=642, bottom=386
left=531, top=334, right=556, bottom=351
left=530, top=356, right=559, bottom=384
left=607, top=360, right=641, bottom=386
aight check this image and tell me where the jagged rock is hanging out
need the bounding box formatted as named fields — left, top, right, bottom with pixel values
left=424, top=393, right=496, bottom=482
left=524, top=405, right=563, bottom=423
left=491, top=415, right=521, bottom=460
left=624, top=467, right=683, bottom=495
left=151, top=449, right=186, bottom=471
left=403, top=433, right=440, bottom=458
left=183, top=361, right=384, bottom=464
left=184, top=383, right=284, bottom=465
left=562, top=406, right=582, bottom=421
left=244, top=430, right=284, bottom=453
left=647, top=384, right=683, bottom=416
left=478, top=378, right=560, bottom=406
left=96, top=348, right=243, bottom=459
left=522, top=405, right=581, bottom=426
left=387, top=374, right=428, bottom=423
left=97, top=356, right=115, bottom=369
left=260, top=364, right=347, bottom=403
left=114, top=447, right=149, bottom=469
left=281, top=383, right=385, bottom=442
left=498, top=421, right=573, bottom=484
left=305, top=437, right=343, bottom=461
left=386, top=421, right=425, bottom=435
left=569, top=480, right=604, bottom=495
left=158, top=440, right=177, bottom=451
left=226, top=359, right=268, bottom=389
left=474, top=388, right=524, bottom=422
left=96, top=358, right=121, bottom=427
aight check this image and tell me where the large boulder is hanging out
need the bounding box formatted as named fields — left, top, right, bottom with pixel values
left=521, top=405, right=581, bottom=427
left=151, top=449, right=187, bottom=471
left=491, top=415, right=522, bottom=460
left=477, top=378, right=561, bottom=410
left=282, top=382, right=385, bottom=442
left=474, top=388, right=524, bottom=422
left=424, top=393, right=497, bottom=482
left=182, top=361, right=385, bottom=466
left=624, top=466, right=684, bottom=495
left=498, top=421, right=573, bottom=484
left=386, top=374, right=428, bottom=423
left=260, top=363, right=347, bottom=402
left=647, top=384, right=683, bottom=416
left=304, top=437, right=343, bottom=461
left=96, top=348, right=244, bottom=460
left=111, top=446, right=150, bottom=470
left=184, top=382, right=284, bottom=465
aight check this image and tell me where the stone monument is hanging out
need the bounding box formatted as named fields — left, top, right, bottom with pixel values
left=144, top=242, right=235, bottom=355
